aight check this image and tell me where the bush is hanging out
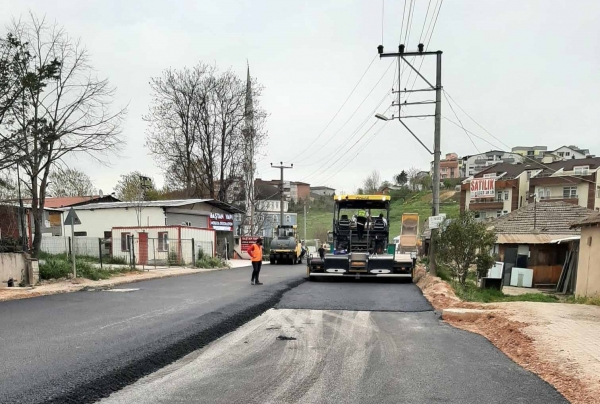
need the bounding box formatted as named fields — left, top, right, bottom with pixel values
left=39, top=258, right=71, bottom=280
left=196, top=256, right=227, bottom=269
left=102, top=256, right=128, bottom=265
left=452, top=281, right=559, bottom=303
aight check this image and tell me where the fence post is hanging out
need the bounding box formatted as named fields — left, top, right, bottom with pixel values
left=192, top=238, right=196, bottom=267
left=211, top=241, right=214, bottom=258
left=152, top=238, right=156, bottom=269
left=98, top=238, right=103, bottom=270
left=68, top=236, right=72, bottom=259
left=131, top=235, right=136, bottom=270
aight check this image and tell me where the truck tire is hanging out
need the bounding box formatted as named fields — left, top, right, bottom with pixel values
left=270, top=258, right=275, bottom=265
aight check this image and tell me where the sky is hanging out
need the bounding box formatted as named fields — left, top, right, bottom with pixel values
left=2, top=0, right=599, bottom=195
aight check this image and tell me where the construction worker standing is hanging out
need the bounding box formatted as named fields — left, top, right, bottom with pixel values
left=247, top=238, right=263, bottom=285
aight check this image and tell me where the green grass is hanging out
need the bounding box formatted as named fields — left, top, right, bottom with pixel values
left=565, top=295, right=600, bottom=306
left=451, top=281, right=559, bottom=303
left=39, top=257, right=134, bottom=281
left=297, top=190, right=461, bottom=240
left=38, top=251, right=127, bottom=265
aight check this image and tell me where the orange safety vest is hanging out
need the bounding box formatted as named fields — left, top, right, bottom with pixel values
left=249, top=244, right=263, bottom=262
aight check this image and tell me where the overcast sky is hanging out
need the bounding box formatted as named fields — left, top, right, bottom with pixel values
left=2, top=0, right=599, bottom=195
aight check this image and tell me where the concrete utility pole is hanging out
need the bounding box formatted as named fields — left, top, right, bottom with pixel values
left=271, top=162, right=293, bottom=226
left=377, top=43, right=442, bottom=276
left=303, top=202, right=307, bottom=241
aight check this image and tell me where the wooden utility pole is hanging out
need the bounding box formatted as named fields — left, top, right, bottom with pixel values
left=271, top=162, right=293, bottom=226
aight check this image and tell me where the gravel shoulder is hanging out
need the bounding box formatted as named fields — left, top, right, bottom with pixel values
left=415, top=266, right=600, bottom=404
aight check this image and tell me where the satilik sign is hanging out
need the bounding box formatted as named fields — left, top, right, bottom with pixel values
left=470, top=178, right=496, bottom=199
left=209, top=212, right=234, bottom=231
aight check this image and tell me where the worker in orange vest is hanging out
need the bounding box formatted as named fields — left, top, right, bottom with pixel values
left=247, top=238, right=263, bottom=285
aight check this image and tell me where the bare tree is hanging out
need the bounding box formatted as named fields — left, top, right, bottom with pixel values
left=362, top=170, right=381, bottom=194
left=114, top=171, right=157, bottom=226
left=144, top=63, right=267, bottom=203
left=0, top=14, right=126, bottom=256
left=406, top=167, right=422, bottom=191
left=47, top=167, right=94, bottom=197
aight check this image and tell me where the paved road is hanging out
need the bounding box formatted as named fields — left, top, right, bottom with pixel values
left=0, top=264, right=306, bottom=404
left=102, top=280, right=567, bottom=404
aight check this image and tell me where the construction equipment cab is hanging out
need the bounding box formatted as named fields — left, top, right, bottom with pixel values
left=307, top=194, right=415, bottom=280
left=269, top=225, right=302, bottom=265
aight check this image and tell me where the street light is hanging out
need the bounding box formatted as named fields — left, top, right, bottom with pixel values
left=374, top=113, right=433, bottom=155
left=375, top=113, right=390, bottom=121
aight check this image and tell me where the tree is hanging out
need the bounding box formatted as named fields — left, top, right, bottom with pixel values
left=434, top=211, right=497, bottom=285
left=0, top=15, right=126, bottom=256
left=394, top=170, right=408, bottom=186
left=114, top=171, right=158, bottom=226
left=406, top=167, right=421, bottom=191
left=362, top=170, right=381, bottom=194
left=144, top=64, right=267, bottom=202
left=379, top=180, right=392, bottom=192
left=48, top=167, right=94, bottom=197
left=114, top=171, right=158, bottom=202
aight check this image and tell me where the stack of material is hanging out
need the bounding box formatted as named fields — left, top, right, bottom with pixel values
left=556, top=249, right=578, bottom=294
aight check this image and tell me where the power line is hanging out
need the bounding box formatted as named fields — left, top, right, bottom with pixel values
left=442, top=116, right=597, bottom=185
left=399, top=0, right=408, bottom=45
left=294, top=59, right=395, bottom=165
left=300, top=91, right=392, bottom=180
left=418, top=0, right=433, bottom=43
left=289, top=54, right=378, bottom=162
left=404, top=0, right=416, bottom=46
left=443, top=91, right=480, bottom=153
left=318, top=123, right=388, bottom=185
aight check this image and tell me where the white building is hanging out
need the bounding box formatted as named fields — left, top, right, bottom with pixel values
left=547, top=145, right=592, bottom=161
left=310, top=186, right=336, bottom=197
left=460, top=150, right=524, bottom=177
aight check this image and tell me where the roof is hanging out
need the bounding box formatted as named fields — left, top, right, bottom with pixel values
left=496, top=233, right=576, bottom=244
left=534, top=157, right=600, bottom=176
left=475, top=161, right=545, bottom=179
left=334, top=195, right=390, bottom=201
left=23, top=195, right=120, bottom=208
left=310, top=186, right=335, bottom=190
left=488, top=201, right=597, bottom=238
left=67, top=199, right=243, bottom=213
left=571, top=212, right=600, bottom=228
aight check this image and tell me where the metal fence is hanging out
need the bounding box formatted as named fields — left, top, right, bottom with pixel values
left=38, top=236, right=214, bottom=269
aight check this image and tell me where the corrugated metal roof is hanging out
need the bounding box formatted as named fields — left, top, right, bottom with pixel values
left=67, top=199, right=243, bottom=213
left=551, top=235, right=581, bottom=244
left=496, top=233, right=574, bottom=244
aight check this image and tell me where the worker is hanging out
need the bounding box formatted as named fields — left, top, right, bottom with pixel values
left=378, top=213, right=388, bottom=227
left=356, top=209, right=367, bottom=239
left=247, top=238, right=263, bottom=285
left=318, top=244, right=326, bottom=259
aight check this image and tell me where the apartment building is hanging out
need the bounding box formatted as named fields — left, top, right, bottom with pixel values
left=460, top=151, right=524, bottom=178
left=431, top=153, right=460, bottom=179
left=461, top=158, right=600, bottom=220
left=511, top=146, right=547, bottom=159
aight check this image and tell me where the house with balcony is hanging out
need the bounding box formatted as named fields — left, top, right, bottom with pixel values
left=528, top=158, right=600, bottom=211
left=460, top=150, right=524, bottom=178
left=511, top=146, right=548, bottom=159
left=431, top=153, right=460, bottom=179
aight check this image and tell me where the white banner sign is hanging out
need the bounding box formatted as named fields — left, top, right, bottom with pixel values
left=470, top=178, right=496, bottom=199
left=429, top=214, right=447, bottom=229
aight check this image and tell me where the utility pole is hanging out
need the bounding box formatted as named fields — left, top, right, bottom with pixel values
left=377, top=43, right=442, bottom=276
left=270, top=162, right=293, bottom=226
left=303, top=201, right=307, bottom=242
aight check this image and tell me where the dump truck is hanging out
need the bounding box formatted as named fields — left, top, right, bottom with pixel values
left=269, top=225, right=302, bottom=265
left=307, top=195, right=416, bottom=280
left=395, top=213, right=420, bottom=270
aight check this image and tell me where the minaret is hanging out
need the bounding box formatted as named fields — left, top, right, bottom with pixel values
left=243, top=63, right=255, bottom=235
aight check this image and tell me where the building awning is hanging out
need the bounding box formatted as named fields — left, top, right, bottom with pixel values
left=496, top=233, right=575, bottom=244
left=551, top=235, right=581, bottom=244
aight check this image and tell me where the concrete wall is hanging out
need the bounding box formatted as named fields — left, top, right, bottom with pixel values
left=575, top=226, right=600, bottom=297
left=0, top=253, right=27, bottom=285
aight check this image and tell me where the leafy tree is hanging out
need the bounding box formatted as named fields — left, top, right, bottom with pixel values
left=434, top=211, right=497, bottom=285
left=394, top=170, right=408, bottom=186
left=406, top=167, right=421, bottom=191
left=379, top=180, right=392, bottom=191
left=48, top=168, right=94, bottom=197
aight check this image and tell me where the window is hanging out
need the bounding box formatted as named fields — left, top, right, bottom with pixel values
left=527, top=151, right=534, bottom=156
left=558, top=152, right=564, bottom=157
left=121, top=232, right=130, bottom=251
left=574, top=166, right=589, bottom=175
left=496, top=192, right=503, bottom=202
left=74, top=231, right=87, bottom=237
left=181, top=221, right=192, bottom=227
left=563, top=186, right=577, bottom=198
left=504, top=191, right=509, bottom=201
left=496, top=210, right=502, bottom=217
left=158, top=232, right=168, bottom=251
left=566, top=152, right=571, bottom=156
left=285, top=215, right=291, bottom=223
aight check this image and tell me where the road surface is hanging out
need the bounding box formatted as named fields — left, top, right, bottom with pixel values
left=100, top=280, right=567, bottom=404
left=0, top=263, right=305, bottom=404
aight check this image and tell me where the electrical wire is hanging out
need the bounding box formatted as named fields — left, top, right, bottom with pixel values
left=294, top=59, right=395, bottom=165
left=404, top=0, right=415, bottom=46
left=399, top=0, right=408, bottom=45
left=418, top=0, right=433, bottom=43
left=443, top=91, right=480, bottom=153
left=318, top=123, right=388, bottom=185
left=289, top=54, right=378, bottom=162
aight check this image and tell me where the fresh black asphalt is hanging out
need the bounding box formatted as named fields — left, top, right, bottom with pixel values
left=0, top=264, right=306, bottom=404
left=100, top=279, right=567, bottom=404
